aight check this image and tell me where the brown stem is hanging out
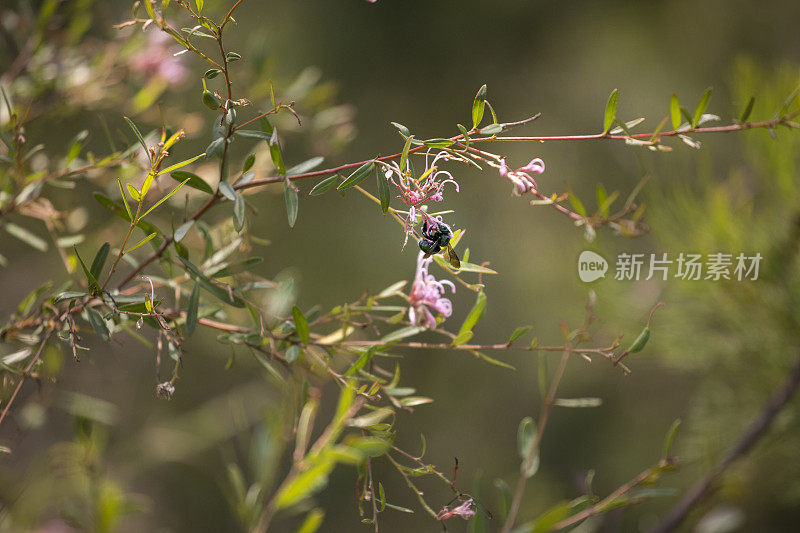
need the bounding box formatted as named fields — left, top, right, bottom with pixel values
left=0, top=329, right=52, bottom=429
left=649, top=351, right=800, bottom=533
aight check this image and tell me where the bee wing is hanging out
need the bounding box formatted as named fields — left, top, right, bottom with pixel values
left=444, top=244, right=460, bottom=269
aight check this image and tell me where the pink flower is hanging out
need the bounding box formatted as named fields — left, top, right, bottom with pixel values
left=499, top=157, right=545, bottom=195
left=381, top=150, right=459, bottom=247
left=129, top=29, right=189, bottom=84
left=436, top=498, right=477, bottom=522
left=408, top=251, right=455, bottom=328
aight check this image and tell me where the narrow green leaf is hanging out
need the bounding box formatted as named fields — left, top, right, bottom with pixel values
left=4, top=223, right=48, bottom=252
left=344, top=347, right=374, bottom=376
left=218, top=181, right=236, bottom=200
left=124, top=232, right=157, bottom=254
left=377, top=165, right=390, bottom=214
left=296, top=509, right=325, bottom=533
left=399, top=134, right=414, bottom=171
left=293, top=305, right=310, bottom=345
left=169, top=171, right=213, bottom=194
left=157, top=153, right=205, bottom=176
left=140, top=178, right=190, bottom=218
left=472, top=84, right=487, bottom=128
left=457, top=291, right=486, bottom=338
left=267, top=126, right=285, bottom=175
left=212, top=257, right=263, bottom=278
left=233, top=193, right=245, bottom=232
left=89, top=242, right=110, bottom=280
left=117, top=179, right=133, bottom=219
left=507, top=326, right=532, bottom=344
left=663, top=419, right=681, bottom=457
left=66, top=130, right=88, bottom=164
left=123, top=116, right=149, bottom=160
left=669, top=94, right=681, bottom=130
left=692, top=87, right=712, bottom=128
left=603, top=89, right=619, bottom=134
left=309, top=175, right=340, bottom=196
left=517, top=416, right=539, bottom=478
left=451, top=330, right=473, bottom=346
left=86, top=308, right=110, bottom=341
left=287, top=156, right=325, bottom=176
left=243, top=153, right=255, bottom=172
left=204, top=68, right=221, bottom=79
left=553, top=397, right=603, bottom=408
left=381, top=326, right=425, bottom=344
left=186, top=282, right=200, bottom=335
left=479, top=123, right=503, bottom=135
left=285, top=184, right=298, bottom=227
left=338, top=161, right=375, bottom=191
left=740, top=96, right=755, bottom=123
left=178, top=256, right=245, bottom=307
left=457, top=123, right=470, bottom=149
left=126, top=183, right=141, bottom=202
left=174, top=220, right=194, bottom=242
left=54, top=291, right=88, bottom=304
left=390, top=122, right=410, bottom=137
left=568, top=192, right=587, bottom=217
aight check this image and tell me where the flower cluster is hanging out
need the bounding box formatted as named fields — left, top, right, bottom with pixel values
left=498, top=157, right=545, bottom=195
left=128, top=28, right=189, bottom=84
left=436, top=497, right=477, bottom=522
left=382, top=150, right=459, bottom=247
left=408, top=251, right=455, bottom=328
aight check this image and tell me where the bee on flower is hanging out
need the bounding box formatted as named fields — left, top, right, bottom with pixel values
left=408, top=251, right=456, bottom=328
left=379, top=150, right=459, bottom=248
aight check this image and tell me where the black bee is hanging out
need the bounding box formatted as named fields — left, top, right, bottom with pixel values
left=419, top=218, right=460, bottom=269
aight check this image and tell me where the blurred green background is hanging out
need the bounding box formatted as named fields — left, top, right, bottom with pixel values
left=2, top=0, right=800, bottom=531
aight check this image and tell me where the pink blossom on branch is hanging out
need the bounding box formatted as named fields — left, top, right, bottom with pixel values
left=436, top=497, right=477, bottom=522
left=408, top=251, right=455, bottom=328
left=498, top=157, right=545, bottom=195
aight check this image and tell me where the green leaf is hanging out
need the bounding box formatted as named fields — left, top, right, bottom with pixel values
left=669, top=93, right=681, bottom=131
left=285, top=184, right=298, bottom=227
left=140, top=178, right=190, bottom=218
left=457, top=291, right=486, bottom=339
left=507, top=326, right=532, bottom=344
left=54, top=291, right=88, bottom=304
left=178, top=256, right=245, bottom=308
left=124, top=232, right=157, bottom=254
left=517, top=416, right=539, bottom=478
left=286, top=344, right=301, bottom=363
left=603, top=88, right=618, bottom=134
left=186, top=282, right=200, bottom=335
left=568, top=192, right=587, bottom=218
left=233, top=193, right=245, bottom=232
left=275, top=454, right=337, bottom=509
left=296, top=509, right=325, bottom=533
left=218, top=181, right=236, bottom=200
left=89, top=242, right=110, bottom=280
left=204, top=68, right=221, bottom=79
left=265, top=123, right=285, bottom=175
left=663, top=418, right=681, bottom=457
left=399, top=134, right=414, bottom=172
left=117, top=179, right=133, bottom=219
left=4, top=223, right=48, bottom=252
left=381, top=326, right=425, bottom=344
left=472, top=84, right=487, bottom=128
left=226, top=51, right=241, bottom=62
left=243, top=153, right=255, bottom=172
left=93, top=193, right=162, bottom=237
left=174, top=220, right=194, bottom=242
left=66, top=130, right=88, bottom=164
left=457, top=123, right=471, bottom=148
left=293, top=305, right=310, bottom=345
left=126, top=183, right=141, bottom=202
left=740, top=96, right=755, bottom=123
left=338, top=161, right=375, bottom=191
left=169, top=171, right=213, bottom=194
left=553, top=397, right=603, bottom=408
left=390, top=122, right=410, bottom=137
left=123, top=116, right=149, bottom=160
left=287, top=156, right=325, bottom=176
left=344, top=347, right=374, bottom=376
left=692, top=87, right=712, bottom=128
left=451, top=330, right=473, bottom=346
left=494, top=478, right=511, bottom=521
left=157, top=153, right=205, bottom=176
left=309, top=175, right=340, bottom=196
left=377, top=165, right=390, bottom=214
left=479, top=123, right=503, bottom=135
left=86, top=308, right=110, bottom=341
left=212, top=257, right=263, bottom=277
left=474, top=351, right=515, bottom=370
left=422, top=138, right=454, bottom=148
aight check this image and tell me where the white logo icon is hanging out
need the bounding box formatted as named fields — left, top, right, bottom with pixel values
left=578, top=251, right=608, bottom=282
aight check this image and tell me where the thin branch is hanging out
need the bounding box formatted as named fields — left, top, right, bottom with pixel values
left=0, top=329, right=52, bottom=429
left=650, top=351, right=800, bottom=533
